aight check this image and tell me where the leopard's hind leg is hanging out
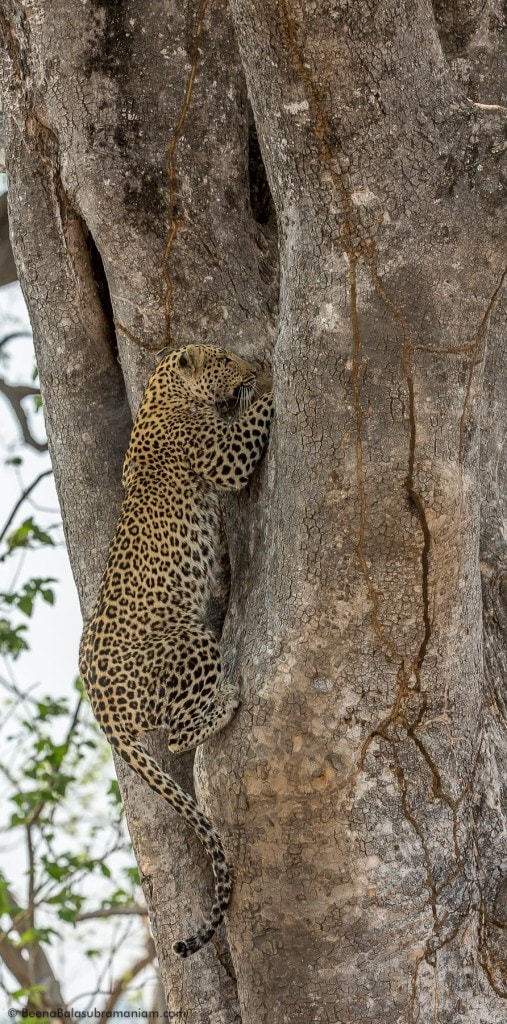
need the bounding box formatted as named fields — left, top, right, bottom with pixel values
left=155, top=624, right=239, bottom=753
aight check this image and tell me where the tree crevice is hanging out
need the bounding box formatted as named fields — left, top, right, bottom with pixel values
left=163, top=0, right=212, bottom=348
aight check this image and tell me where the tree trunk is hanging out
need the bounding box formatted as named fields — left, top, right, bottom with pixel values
left=1, top=1, right=506, bottom=1021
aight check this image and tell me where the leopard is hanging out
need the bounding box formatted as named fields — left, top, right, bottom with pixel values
left=79, top=343, right=273, bottom=958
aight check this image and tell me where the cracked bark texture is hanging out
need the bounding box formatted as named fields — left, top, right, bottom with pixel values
left=1, top=0, right=506, bottom=1021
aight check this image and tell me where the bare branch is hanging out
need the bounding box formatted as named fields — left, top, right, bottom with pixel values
left=0, top=939, right=31, bottom=990
left=0, top=377, right=47, bottom=452
left=0, top=331, right=31, bottom=351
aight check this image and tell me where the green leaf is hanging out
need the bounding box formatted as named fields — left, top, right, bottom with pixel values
left=0, top=579, right=58, bottom=621
left=16, top=925, right=57, bottom=947
left=11, top=985, right=50, bottom=1015
left=0, top=875, right=20, bottom=916
left=102, top=888, right=132, bottom=908
left=36, top=697, right=69, bottom=721
left=2, top=518, right=55, bottom=561
left=11, top=984, right=46, bottom=1001
left=124, top=866, right=141, bottom=885
left=17, top=595, right=34, bottom=616
left=45, top=861, right=66, bottom=881
left=0, top=619, right=29, bottom=657
left=52, top=889, right=85, bottom=923
left=108, top=779, right=121, bottom=805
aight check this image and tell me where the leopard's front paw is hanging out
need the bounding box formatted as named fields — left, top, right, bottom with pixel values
left=220, top=685, right=241, bottom=713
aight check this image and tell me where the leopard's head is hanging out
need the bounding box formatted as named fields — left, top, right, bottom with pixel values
left=172, top=344, right=257, bottom=411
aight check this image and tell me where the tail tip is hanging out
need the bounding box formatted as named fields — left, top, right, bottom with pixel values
left=172, top=927, right=215, bottom=958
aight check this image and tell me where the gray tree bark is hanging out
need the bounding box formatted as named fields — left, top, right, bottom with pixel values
left=1, top=1, right=505, bottom=1021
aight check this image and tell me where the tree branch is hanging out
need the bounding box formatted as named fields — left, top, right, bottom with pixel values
left=0, top=377, right=47, bottom=452
left=0, top=939, right=31, bottom=990
left=76, top=905, right=148, bottom=922
left=0, top=331, right=31, bottom=351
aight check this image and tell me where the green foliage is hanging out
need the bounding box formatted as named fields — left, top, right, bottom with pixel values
left=0, top=579, right=56, bottom=661
left=1, top=577, right=56, bottom=617
left=1, top=681, right=145, bottom=1003
left=16, top=926, right=58, bottom=948
left=11, top=983, right=47, bottom=1006
left=1, top=517, right=55, bottom=561
left=0, top=876, right=18, bottom=916
left=0, top=617, right=29, bottom=657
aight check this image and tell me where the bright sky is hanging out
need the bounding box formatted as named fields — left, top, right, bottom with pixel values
left=0, top=281, right=82, bottom=692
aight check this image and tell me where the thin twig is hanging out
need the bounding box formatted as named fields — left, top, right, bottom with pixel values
left=0, top=469, right=52, bottom=544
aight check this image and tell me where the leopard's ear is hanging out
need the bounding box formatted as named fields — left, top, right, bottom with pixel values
left=178, top=345, right=201, bottom=375
left=156, top=345, right=172, bottom=362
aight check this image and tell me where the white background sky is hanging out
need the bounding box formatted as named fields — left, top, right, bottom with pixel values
left=0, top=281, right=82, bottom=693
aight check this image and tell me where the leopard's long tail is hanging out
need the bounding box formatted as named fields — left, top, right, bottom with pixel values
left=113, top=736, right=231, bottom=957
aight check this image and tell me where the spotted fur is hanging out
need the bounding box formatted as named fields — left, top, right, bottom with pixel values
left=79, top=344, right=273, bottom=957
